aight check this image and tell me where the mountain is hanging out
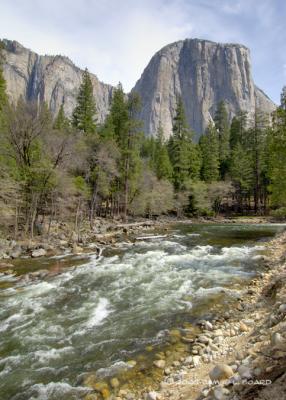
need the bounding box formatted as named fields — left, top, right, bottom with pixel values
left=133, top=39, right=276, bottom=139
left=2, top=39, right=114, bottom=123
left=2, top=39, right=276, bottom=138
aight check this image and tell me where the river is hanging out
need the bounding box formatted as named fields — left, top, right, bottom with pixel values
left=0, top=223, right=285, bottom=399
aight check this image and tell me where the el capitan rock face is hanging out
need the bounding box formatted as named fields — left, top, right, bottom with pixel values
left=133, top=39, right=276, bottom=139
left=2, top=40, right=114, bottom=123
left=2, top=38, right=275, bottom=138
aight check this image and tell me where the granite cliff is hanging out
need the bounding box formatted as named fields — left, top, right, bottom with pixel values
left=2, top=39, right=114, bottom=123
left=133, top=39, right=276, bottom=139
left=2, top=38, right=276, bottom=138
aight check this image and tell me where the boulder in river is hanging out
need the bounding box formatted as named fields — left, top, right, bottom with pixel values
left=31, top=248, right=47, bottom=258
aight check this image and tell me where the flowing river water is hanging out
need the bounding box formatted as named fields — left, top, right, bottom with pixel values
left=0, top=223, right=285, bottom=400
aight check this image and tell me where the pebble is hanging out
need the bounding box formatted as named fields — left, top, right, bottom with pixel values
left=198, top=335, right=211, bottom=344
left=153, top=360, right=166, bottom=369
left=192, top=355, right=201, bottom=367
left=110, top=377, right=120, bottom=388
left=212, top=386, right=230, bottom=400
left=184, top=356, right=193, bottom=365
left=271, top=332, right=284, bottom=347
left=204, top=321, right=213, bottom=330
left=146, top=392, right=159, bottom=400
left=209, top=364, right=234, bottom=381
left=239, top=322, right=248, bottom=332
left=238, top=365, right=252, bottom=379
left=278, top=304, right=286, bottom=313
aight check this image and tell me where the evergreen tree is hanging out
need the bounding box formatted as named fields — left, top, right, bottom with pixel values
left=98, top=114, right=116, bottom=141
left=54, top=104, right=70, bottom=131
left=72, top=69, right=96, bottom=134
left=110, top=83, right=129, bottom=145
left=246, top=110, right=268, bottom=213
left=170, top=97, right=199, bottom=190
left=214, top=101, right=230, bottom=177
left=110, top=85, right=142, bottom=220
left=154, top=125, right=173, bottom=180
left=230, top=142, right=253, bottom=211
left=268, top=87, right=286, bottom=207
left=199, top=123, right=220, bottom=182
left=230, top=111, right=248, bottom=149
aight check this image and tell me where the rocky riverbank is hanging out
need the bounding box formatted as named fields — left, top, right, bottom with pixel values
left=141, top=231, right=286, bottom=400
left=0, top=215, right=277, bottom=262
left=80, top=230, right=286, bottom=400
left=0, top=218, right=161, bottom=260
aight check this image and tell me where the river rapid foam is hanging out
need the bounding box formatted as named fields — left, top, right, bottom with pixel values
left=0, top=223, right=282, bottom=399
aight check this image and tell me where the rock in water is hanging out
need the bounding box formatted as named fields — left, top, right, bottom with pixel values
left=31, top=248, right=47, bottom=258
left=153, top=359, right=166, bottom=369
left=133, top=39, right=275, bottom=139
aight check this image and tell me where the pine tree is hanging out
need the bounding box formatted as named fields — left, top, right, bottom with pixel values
left=110, top=85, right=142, bottom=220
left=230, top=111, right=248, bottom=149
left=230, top=142, right=253, bottom=211
left=54, top=104, right=70, bottom=131
left=170, top=97, right=199, bottom=190
left=154, top=125, right=173, bottom=180
left=214, top=101, right=230, bottom=178
left=268, top=87, right=286, bottom=207
left=199, top=123, right=220, bottom=182
left=246, top=110, right=268, bottom=213
left=72, top=69, right=96, bottom=134
left=110, top=83, right=129, bottom=145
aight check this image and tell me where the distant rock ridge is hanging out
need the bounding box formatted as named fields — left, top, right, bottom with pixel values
left=2, top=38, right=276, bottom=139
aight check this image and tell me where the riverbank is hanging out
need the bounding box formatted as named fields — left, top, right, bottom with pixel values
left=0, top=215, right=279, bottom=263
left=123, top=230, right=286, bottom=400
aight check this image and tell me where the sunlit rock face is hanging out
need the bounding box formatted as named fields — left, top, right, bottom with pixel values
left=2, top=38, right=275, bottom=139
left=2, top=40, right=114, bottom=122
left=132, top=39, right=276, bottom=139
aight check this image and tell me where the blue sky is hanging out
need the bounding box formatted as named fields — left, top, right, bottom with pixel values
left=0, top=0, right=285, bottom=103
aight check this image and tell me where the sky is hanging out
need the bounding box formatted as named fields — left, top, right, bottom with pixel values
left=0, top=0, right=285, bottom=103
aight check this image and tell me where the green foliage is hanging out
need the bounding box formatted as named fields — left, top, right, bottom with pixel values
left=199, top=123, right=220, bottom=182
left=73, top=175, right=90, bottom=198
left=169, top=97, right=201, bottom=190
left=54, top=104, right=70, bottom=131
left=230, top=142, right=253, bottom=194
left=186, top=180, right=210, bottom=215
left=129, top=169, right=174, bottom=217
left=154, top=125, right=173, bottom=180
left=72, top=69, right=96, bottom=134
left=1, top=62, right=286, bottom=235
left=214, top=101, right=230, bottom=177
left=110, top=83, right=129, bottom=145
left=230, top=111, right=248, bottom=149
left=268, top=87, right=286, bottom=207
left=109, top=85, right=143, bottom=218
left=270, top=207, right=286, bottom=220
